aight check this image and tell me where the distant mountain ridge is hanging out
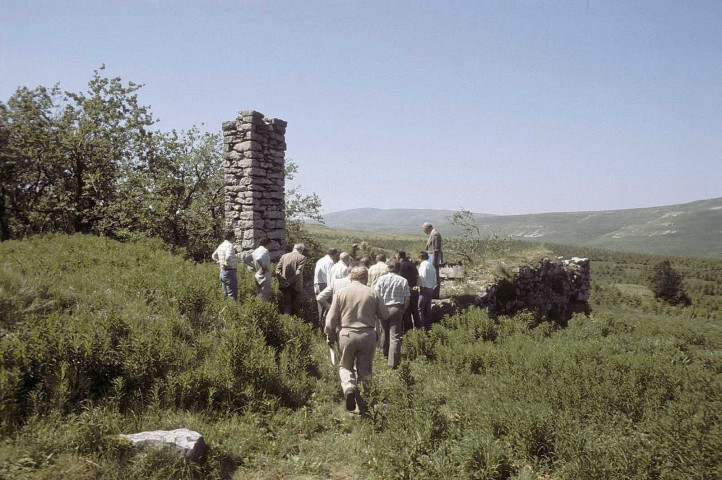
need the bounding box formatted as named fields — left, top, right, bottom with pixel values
left=320, top=198, right=722, bottom=258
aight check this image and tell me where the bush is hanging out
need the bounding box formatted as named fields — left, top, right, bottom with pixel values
left=648, top=260, right=691, bottom=305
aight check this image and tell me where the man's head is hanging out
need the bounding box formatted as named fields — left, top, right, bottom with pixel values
left=359, top=257, right=371, bottom=268
left=339, top=252, right=350, bottom=265
left=258, top=236, right=271, bottom=247
left=224, top=230, right=235, bottom=241
left=387, top=260, right=400, bottom=274
left=422, top=222, right=433, bottom=235
left=396, top=250, right=407, bottom=261
left=418, top=251, right=429, bottom=262
left=293, top=243, right=305, bottom=254
left=349, top=266, right=369, bottom=285
left=375, top=253, right=386, bottom=263
left=327, top=248, right=339, bottom=262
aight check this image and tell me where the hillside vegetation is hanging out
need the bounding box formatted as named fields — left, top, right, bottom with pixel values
left=1, top=235, right=721, bottom=479
left=321, top=197, right=722, bottom=258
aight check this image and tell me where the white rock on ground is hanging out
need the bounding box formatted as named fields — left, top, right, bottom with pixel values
left=120, top=428, right=206, bottom=461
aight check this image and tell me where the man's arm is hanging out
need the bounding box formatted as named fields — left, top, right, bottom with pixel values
left=316, top=284, right=334, bottom=309
left=375, top=293, right=390, bottom=321
left=296, top=255, right=307, bottom=276
left=324, top=295, right=341, bottom=345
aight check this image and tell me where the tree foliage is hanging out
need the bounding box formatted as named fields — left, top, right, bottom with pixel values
left=647, top=260, right=691, bottom=305
left=1, top=68, right=322, bottom=260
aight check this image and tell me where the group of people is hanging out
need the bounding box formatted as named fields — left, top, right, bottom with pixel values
left=212, top=222, right=443, bottom=414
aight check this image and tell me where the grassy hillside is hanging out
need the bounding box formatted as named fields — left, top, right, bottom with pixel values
left=1, top=235, right=720, bottom=479
left=321, top=197, right=722, bottom=258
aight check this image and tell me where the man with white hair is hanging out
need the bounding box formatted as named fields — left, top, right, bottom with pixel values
left=325, top=266, right=389, bottom=413
left=329, top=251, right=351, bottom=281
left=314, top=248, right=339, bottom=327
left=275, top=243, right=307, bottom=315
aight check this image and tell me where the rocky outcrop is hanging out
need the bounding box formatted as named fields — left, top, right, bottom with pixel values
left=120, top=428, right=206, bottom=461
left=475, top=257, right=590, bottom=322
left=432, top=257, right=590, bottom=324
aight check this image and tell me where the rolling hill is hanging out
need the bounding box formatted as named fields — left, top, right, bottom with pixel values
left=320, top=198, right=722, bottom=258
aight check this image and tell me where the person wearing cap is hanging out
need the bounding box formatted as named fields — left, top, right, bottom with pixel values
left=275, top=243, right=307, bottom=315
left=422, top=222, right=443, bottom=298
left=314, top=248, right=339, bottom=327
left=374, top=260, right=410, bottom=368
left=325, top=266, right=389, bottom=413
left=212, top=230, right=239, bottom=301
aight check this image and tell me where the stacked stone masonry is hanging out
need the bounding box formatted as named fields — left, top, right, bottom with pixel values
left=222, top=111, right=287, bottom=261
left=432, top=257, right=591, bottom=324
left=476, top=256, right=591, bottom=321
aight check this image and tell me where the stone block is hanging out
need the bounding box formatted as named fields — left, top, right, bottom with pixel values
left=120, top=429, right=206, bottom=461
left=223, top=151, right=242, bottom=162
left=233, top=141, right=262, bottom=152
left=269, top=229, right=286, bottom=240
left=222, top=121, right=237, bottom=131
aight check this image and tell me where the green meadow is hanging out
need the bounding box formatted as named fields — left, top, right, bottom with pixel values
left=1, top=234, right=720, bottom=479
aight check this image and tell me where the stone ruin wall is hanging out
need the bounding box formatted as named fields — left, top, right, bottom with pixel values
left=434, top=257, right=591, bottom=323
left=222, top=111, right=287, bottom=261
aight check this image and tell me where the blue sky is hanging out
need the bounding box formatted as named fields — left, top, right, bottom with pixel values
left=2, top=0, right=720, bottom=215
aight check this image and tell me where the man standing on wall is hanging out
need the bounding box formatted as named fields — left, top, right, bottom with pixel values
left=314, top=248, right=339, bottom=327
left=325, top=266, right=389, bottom=413
left=417, top=251, right=437, bottom=330
left=251, top=236, right=272, bottom=301
left=212, top=230, right=239, bottom=301
left=422, top=222, right=443, bottom=299
left=396, top=251, right=420, bottom=331
left=275, top=243, right=307, bottom=315
left=374, top=261, right=410, bottom=369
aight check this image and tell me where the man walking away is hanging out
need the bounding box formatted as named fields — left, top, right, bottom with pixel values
left=251, top=236, right=272, bottom=301
left=368, top=253, right=390, bottom=288
left=325, top=266, right=389, bottom=413
left=422, top=222, right=443, bottom=299
left=417, top=251, right=437, bottom=330
left=397, top=251, right=420, bottom=331
left=275, top=243, right=307, bottom=315
left=212, top=230, right=239, bottom=301
left=329, top=252, right=351, bottom=281
left=374, top=261, right=410, bottom=368
left=314, top=248, right=339, bottom=327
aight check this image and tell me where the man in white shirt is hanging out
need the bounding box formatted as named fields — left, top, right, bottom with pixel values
left=314, top=248, right=339, bottom=327
left=417, top=251, right=437, bottom=330
left=251, top=236, right=272, bottom=301
left=329, top=251, right=351, bottom=281
left=374, top=261, right=410, bottom=368
left=368, top=253, right=390, bottom=288
left=211, top=230, right=239, bottom=301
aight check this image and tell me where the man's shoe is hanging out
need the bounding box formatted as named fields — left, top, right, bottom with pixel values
left=345, top=390, right=356, bottom=411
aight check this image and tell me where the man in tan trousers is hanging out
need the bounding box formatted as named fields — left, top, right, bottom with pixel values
left=325, top=266, right=389, bottom=413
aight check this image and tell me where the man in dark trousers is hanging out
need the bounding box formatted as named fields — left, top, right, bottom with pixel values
left=422, top=222, right=443, bottom=298
left=275, top=243, right=307, bottom=315
left=396, top=251, right=420, bottom=331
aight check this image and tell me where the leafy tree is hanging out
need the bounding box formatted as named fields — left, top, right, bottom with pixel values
left=0, top=67, right=155, bottom=238
left=284, top=161, right=323, bottom=257
left=648, top=260, right=690, bottom=305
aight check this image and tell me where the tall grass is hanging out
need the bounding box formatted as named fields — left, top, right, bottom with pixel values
left=1, top=235, right=720, bottom=479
